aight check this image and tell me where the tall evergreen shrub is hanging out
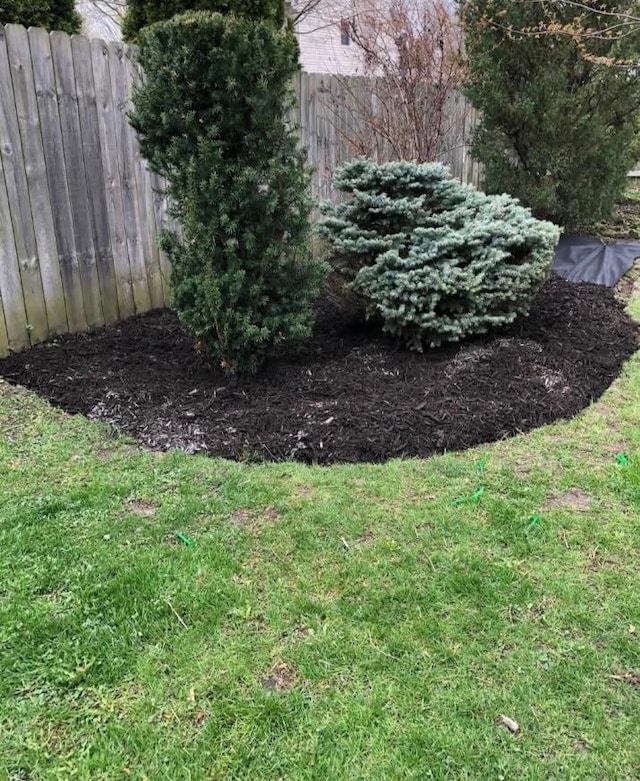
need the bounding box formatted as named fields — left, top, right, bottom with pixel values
left=461, top=0, right=640, bottom=225
left=0, top=0, right=81, bottom=33
left=130, top=12, right=326, bottom=373
left=320, top=159, right=560, bottom=350
left=122, top=0, right=285, bottom=40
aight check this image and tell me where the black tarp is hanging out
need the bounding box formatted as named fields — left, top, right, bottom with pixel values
left=552, top=235, right=640, bottom=287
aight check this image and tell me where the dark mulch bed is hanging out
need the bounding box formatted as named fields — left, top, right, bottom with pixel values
left=0, top=274, right=637, bottom=464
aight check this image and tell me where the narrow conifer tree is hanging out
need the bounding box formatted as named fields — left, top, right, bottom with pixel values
left=122, top=0, right=286, bottom=40
left=130, top=12, right=327, bottom=373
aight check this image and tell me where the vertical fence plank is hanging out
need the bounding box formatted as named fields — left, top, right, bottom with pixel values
left=29, top=26, right=87, bottom=334
left=0, top=289, right=10, bottom=357
left=0, top=26, right=48, bottom=344
left=0, top=153, right=29, bottom=351
left=138, top=166, right=165, bottom=310
left=127, top=50, right=164, bottom=309
left=440, top=90, right=455, bottom=176
left=7, top=24, right=68, bottom=338
left=107, top=41, right=151, bottom=313
left=150, top=171, right=172, bottom=305
left=310, top=73, right=325, bottom=201
left=90, top=36, right=136, bottom=319
left=467, top=109, right=482, bottom=188
left=289, top=69, right=301, bottom=148
left=454, top=91, right=468, bottom=182
left=72, top=33, right=120, bottom=325
left=332, top=75, right=345, bottom=179
left=298, top=70, right=311, bottom=191
left=51, top=30, right=104, bottom=327
left=133, top=56, right=166, bottom=310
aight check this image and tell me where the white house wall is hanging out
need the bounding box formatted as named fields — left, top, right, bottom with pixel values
left=294, top=3, right=365, bottom=75
left=75, top=0, right=378, bottom=75
left=292, top=0, right=397, bottom=76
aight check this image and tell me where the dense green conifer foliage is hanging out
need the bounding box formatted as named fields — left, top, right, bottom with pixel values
left=321, top=159, right=559, bottom=349
left=122, top=0, right=286, bottom=40
left=461, top=0, right=640, bottom=224
left=0, top=0, right=81, bottom=34
left=130, top=12, right=326, bottom=373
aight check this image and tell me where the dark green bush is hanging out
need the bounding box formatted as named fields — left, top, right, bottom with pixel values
left=122, top=0, right=285, bottom=40
left=462, top=0, right=640, bottom=226
left=320, top=158, right=559, bottom=350
left=0, top=0, right=81, bottom=33
left=130, top=12, right=327, bottom=373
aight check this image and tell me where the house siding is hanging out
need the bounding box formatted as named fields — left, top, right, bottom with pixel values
left=75, top=0, right=369, bottom=74
left=294, top=7, right=365, bottom=75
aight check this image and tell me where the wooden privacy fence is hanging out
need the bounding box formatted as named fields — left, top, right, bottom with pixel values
left=293, top=72, right=481, bottom=201
left=0, top=24, right=169, bottom=357
left=0, top=24, right=479, bottom=357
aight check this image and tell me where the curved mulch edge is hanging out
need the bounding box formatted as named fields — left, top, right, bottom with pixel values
left=0, top=274, right=637, bottom=465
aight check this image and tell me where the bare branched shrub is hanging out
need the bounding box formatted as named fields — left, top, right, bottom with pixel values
left=321, top=0, right=468, bottom=163
left=76, top=0, right=126, bottom=39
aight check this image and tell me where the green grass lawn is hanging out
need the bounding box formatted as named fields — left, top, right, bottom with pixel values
left=0, top=298, right=639, bottom=781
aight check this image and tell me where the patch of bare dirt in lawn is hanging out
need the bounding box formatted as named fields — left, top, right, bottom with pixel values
left=612, top=671, right=640, bottom=690
left=543, top=488, right=593, bottom=511
left=126, top=498, right=158, bottom=516
left=230, top=506, right=281, bottom=529
left=261, top=662, right=298, bottom=692
left=230, top=509, right=255, bottom=528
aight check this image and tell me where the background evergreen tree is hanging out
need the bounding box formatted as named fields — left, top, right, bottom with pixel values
left=122, top=0, right=286, bottom=40
left=460, top=0, right=640, bottom=226
left=0, top=0, right=81, bottom=33
left=129, top=11, right=326, bottom=373
left=320, top=159, right=559, bottom=350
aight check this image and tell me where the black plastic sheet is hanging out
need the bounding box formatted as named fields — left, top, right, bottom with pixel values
left=552, top=235, right=640, bottom=287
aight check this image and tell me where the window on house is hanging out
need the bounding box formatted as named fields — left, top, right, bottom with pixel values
left=340, top=18, right=351, bottom=46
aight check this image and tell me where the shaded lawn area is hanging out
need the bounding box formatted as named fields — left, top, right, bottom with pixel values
left=0, top=301, right=638, bottom=780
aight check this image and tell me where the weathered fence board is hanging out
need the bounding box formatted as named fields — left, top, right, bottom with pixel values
left=6, top=25, right=68, bottom=338
left=150, top=171, right=173, bottom=301
left=30, top=26, right=88, bottom=334
left=0, top=154, right=30, bottom=350
left=0, top=289, right=9, bottom=355
left=51, top=30, right=105, bottom=328
left=128, top=54, right=164, bottom=309
left=0, top=25, right=479, bottom=358
left=90, top=36, right=136, bottom=319
left=107, top=41, right=152, bottom=314
left=0, top=26, right=48, bottom=344
left=73, top=33, right=120, bottom=325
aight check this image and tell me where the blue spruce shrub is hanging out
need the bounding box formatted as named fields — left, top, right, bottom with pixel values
left=319, top=159, right=560, bottom=350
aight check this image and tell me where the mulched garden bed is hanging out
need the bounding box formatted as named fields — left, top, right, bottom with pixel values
left=0, top=274, right=637, bottom=464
